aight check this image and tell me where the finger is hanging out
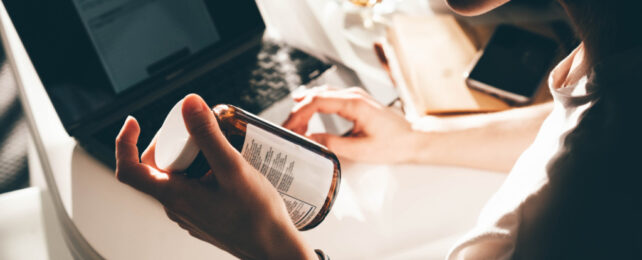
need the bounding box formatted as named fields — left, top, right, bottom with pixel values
left=116, top=117, right=165, bottom=198
left=283, top=92, right=367, bottom=131
left=199, top=170, right=218, bottom=186
left=308, top=133, right=369, bottom=159
left=282, top=113, right=307, bottom=134
left=345, top=87, right=371, bottom=98
left=291, top=125, right=309, bottom=136
left=291, top=85, right=332, bottom=102
left=165, top=207, right=182, bottom=223
left=115, top=116, right=141, bottom=165
left=117, top=163, right=173, bottom=198
left=285, top=86, right=339, bottom=132
left=187, top=229, right=209, bottom=242
left=181, top=94, right=243, bottom=185
left=292, top=86, right=368, bottom=102
left=288, top=88, right=367, bottom=135
left=141, top=133, right=158, bottom=168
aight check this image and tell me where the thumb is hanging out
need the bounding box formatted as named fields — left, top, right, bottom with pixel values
left=181, top=94, right=244, bottom=185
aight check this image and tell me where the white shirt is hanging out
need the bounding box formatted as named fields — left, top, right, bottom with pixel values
left=447, top=46, right=642, bottom=259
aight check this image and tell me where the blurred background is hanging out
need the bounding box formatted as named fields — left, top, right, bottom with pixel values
left=0, top=43, right=28, bottom=195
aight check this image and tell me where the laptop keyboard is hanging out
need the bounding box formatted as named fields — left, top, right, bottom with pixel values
left=92, top=40, right=331, bottom=164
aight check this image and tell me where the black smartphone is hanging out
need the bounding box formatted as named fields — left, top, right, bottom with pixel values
left=466, top=25, right=558, bottom=104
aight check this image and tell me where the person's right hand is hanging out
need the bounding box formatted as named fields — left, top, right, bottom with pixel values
left=283, top=86, right=415, bottom=163
left=115, top=94, right=317, bottom=260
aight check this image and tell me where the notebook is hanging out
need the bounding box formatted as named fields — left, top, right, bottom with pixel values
left=383, top=15, right=509, bottom=117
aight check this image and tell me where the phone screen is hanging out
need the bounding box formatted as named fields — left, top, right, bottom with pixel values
left=468, top=25, right=558, bottom=97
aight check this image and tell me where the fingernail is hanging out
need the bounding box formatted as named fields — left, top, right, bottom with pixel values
left=125, top=115, right=138, bottom=126
left=292, top=86, right=307, bottom=99
left=183, top=94, right=205, bottom=114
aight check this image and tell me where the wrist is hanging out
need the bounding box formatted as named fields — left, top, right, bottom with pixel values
left=261, top=221, right=317, bottom=260
left=403, top=129, right=434, bottom=164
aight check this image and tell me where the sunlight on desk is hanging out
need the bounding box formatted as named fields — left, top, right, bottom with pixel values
left=68, top=144, right=505, bottom=259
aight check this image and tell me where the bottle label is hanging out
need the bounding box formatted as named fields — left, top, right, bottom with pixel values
left=241, top=123, right=334, bottom=228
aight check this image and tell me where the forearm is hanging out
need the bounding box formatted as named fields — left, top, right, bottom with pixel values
left=407, top=102, right=553, bottom=172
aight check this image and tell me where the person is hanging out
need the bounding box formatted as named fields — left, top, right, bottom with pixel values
left=114, top=0, right=642, bottom=258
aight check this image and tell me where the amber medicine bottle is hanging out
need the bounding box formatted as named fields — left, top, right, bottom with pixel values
left=155, top=101, right=341, bottom=230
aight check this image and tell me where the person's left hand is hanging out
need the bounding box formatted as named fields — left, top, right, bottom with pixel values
left=115, top=94, right=316, bottom=260
left=283, top=86, right=415, bottom=163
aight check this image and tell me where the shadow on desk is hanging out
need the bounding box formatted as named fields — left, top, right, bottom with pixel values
left=70, top=145, right=506, bottom=260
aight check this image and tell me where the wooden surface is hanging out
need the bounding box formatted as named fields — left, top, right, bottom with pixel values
left=386, top=15, right=510, bottom=115
left=385, top=14, right=571, bottom=118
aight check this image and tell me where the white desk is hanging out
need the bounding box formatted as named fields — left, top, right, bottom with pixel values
left=2, top=0, right=507, bottom=259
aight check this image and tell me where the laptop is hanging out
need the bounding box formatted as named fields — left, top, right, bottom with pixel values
left=3, top=0, right=361, bottom=168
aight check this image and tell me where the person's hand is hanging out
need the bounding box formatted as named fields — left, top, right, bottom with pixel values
left=115, top=94, right=317, bottom=260
left=283, top=86, right=415, bottom=163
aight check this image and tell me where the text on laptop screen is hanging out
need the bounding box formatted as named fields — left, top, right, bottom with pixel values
left=3, top=0, right=264, bottom=130
left=71, top=0, right=222, bottom=93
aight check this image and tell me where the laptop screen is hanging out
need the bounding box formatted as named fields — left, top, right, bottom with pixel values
left=71, top=0, right=222, bottom=93
left=4, top=0, right=264, bottom=132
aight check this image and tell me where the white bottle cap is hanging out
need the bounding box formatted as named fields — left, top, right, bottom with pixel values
left=155, top=98, right=200, bottom=173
